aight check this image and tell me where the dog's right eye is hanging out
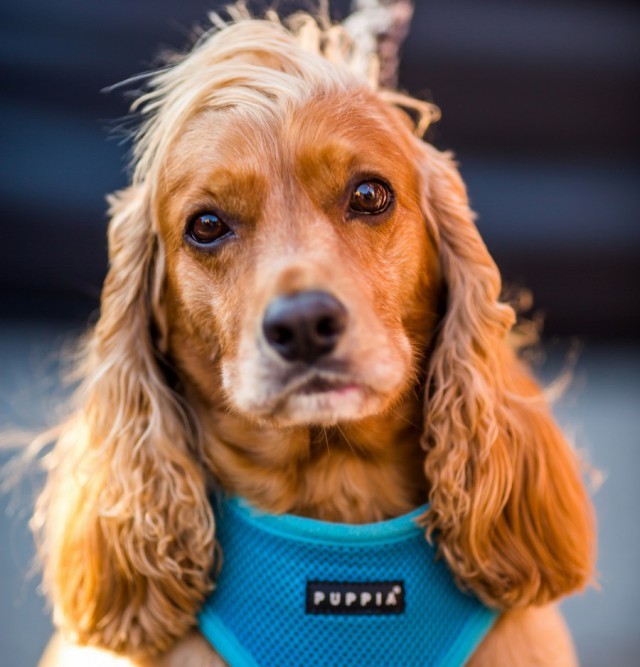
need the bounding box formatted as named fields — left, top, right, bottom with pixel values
left=348, top=180, right=393, bottom=216
left=186, top=213, right=233, bottom=247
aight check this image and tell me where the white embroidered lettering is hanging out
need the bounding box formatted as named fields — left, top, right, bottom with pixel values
left=306, top=581, right=405, bottom=615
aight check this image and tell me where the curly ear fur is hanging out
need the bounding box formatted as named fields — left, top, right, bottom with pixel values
left=419, top=142, right=596, bottom=608
left=32, top=185, right=215, bottom=656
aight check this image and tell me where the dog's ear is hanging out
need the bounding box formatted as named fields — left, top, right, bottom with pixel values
left=417, top=142, right=595, bottom=608
left=33, top=184, right=215, bottom=656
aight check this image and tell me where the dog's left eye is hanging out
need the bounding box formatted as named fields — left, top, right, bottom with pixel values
left=186, top=213, right=233, bottom=247
left=349, top=180, right=392, bottom=215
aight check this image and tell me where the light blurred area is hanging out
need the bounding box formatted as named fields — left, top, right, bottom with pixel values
left=1, top=1, right=638, bottom=666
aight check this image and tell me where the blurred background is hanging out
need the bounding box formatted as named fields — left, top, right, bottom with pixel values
left=1, top=0, right=638, bottom=665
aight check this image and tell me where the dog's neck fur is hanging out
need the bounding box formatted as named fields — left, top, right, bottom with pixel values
left=195, top=389, right=428, bottom=524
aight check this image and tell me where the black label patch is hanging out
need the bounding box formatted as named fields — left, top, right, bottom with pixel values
left=306, top=581, right=405, bottom=615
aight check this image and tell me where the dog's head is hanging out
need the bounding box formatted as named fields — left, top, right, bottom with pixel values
left=159, top=90, right=439, bottom=429
left=34, top=12, right=595, bottom=657
left=136, top=20, right=442, bottom=431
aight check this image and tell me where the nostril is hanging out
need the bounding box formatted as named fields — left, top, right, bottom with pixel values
left=316, top=316, right=339, bottom=339
left=271, top=325, right=294, bottom=346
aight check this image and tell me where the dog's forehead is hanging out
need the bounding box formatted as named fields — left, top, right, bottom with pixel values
left=163, top=90, right=414, bottom=192
left=287, top=93, right=415, bottom=185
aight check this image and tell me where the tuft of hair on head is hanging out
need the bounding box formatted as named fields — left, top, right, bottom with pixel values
left=118, top=2, right=439, bottom=190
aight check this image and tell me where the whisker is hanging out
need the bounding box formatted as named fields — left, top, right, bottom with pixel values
left=388, top=405, right=420, bottom=430
left=335, top=424, right=356, bottom=455
left=322, top=427, right=330, bottom=455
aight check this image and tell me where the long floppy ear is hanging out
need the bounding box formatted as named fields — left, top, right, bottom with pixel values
left=418, top=142, right=595, bottom=608
left=32, top=185, right=215, bottom=656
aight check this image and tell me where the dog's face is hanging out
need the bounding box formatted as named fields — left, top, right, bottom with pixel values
left=157, top=89, right=440, bottom=427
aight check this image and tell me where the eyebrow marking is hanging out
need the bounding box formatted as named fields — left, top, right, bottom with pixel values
left=176, top=169, right=269, bottom=224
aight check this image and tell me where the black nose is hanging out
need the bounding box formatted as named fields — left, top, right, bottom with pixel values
left=262, top=290, right=347, bottom=363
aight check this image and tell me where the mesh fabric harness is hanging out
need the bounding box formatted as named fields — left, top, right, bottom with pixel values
left=198, top=497, right=498, bottom=666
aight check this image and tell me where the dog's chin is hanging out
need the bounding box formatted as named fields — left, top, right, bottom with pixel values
left=275, top=384, right=377, bottom=427
left=230, top=380, right=391, bottom=428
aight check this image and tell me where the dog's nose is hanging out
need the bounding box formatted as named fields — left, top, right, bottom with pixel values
left=262, top=291, right=347, bottom=363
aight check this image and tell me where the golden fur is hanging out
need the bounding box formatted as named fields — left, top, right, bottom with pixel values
left=35, top=7, right=595, bottom=665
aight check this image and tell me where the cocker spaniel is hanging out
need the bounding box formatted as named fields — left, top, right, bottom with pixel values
left=36, top=6, right=595, bottom=666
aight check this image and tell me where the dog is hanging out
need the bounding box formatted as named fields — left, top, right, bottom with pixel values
left=36, top=6, right=595, bottom=666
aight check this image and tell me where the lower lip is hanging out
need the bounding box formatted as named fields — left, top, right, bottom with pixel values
left=281, top=383, right=369, bottom=425
left=300, top=382, right=360, bottom=397
left=332, top=384, right=360, bottom=396
left=306, top=384, right=363, bottom=404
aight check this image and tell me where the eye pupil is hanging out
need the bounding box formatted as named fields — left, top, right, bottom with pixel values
left=188, top=213, right=231, bottom=246
left=349, top=181, right=391, bottom=215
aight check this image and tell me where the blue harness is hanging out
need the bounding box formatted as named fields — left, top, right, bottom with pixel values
left=198, top=497, right=497, bottom=666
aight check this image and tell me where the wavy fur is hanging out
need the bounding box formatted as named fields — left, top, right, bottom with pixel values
left=419, top=144, right=595, bottom=607
left=32, top=185, right=215, bottom=656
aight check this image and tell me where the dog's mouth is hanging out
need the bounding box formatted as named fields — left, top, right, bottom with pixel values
left=260, top=369, right=373, bottom=426
left=227, top=350, right=406, bottom=427
left=295, top=375, right=359, bottom=396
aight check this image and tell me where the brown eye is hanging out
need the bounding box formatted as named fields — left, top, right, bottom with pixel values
left=349, top=180, right=392, bottom=215
left=187, top=213, right=233, bottom=247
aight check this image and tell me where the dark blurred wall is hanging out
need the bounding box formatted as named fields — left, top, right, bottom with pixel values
left=1, top=0, right=638, bottom=337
